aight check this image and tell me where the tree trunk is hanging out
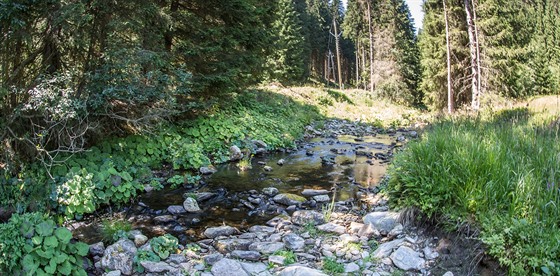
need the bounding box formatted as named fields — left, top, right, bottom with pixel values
left=356, top=40, right=360, bottom=87
left=444, top=0, right=454, bottom=113
left=367, top=1, right=374, bottom=94
left=333, top=17, right=343, bottom=89
left=472, top=0, right=482, bottom=101
left=465, top=0, right=480, bottom=110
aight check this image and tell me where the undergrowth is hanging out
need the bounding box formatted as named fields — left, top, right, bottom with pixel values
left=388, top=108, right=560, bottom=274
left=0, top=89, right=320, bottom=219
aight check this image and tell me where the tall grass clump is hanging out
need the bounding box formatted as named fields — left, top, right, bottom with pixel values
left=388, top=108, right=560, bottom=274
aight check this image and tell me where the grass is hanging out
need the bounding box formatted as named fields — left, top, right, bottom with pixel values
left=387, top=108, right=560, bottom=274
left=100, top=218, right=133, bottom=243
left=322, top=257, right=344, bottom=274
left=273, top=250, right=297, bottom=265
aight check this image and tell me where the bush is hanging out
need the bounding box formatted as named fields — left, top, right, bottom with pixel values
left=150, top=234, right=179, bottom=260
left=0, top=213, right=89, bottom=275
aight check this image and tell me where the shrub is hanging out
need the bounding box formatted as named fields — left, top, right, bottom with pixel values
left=150, top=234, right=179, bottom=259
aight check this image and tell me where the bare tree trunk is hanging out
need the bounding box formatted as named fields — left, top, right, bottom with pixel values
left=472, top=0, right=482, bottom=101
left=366, top=1, right=374, bottom=94
left=444, top=0, right=454, bottom=113
left=333, top=17, right=343, bottom=89
left=356, top=40, right=360, bottom=87
left=465, top=0, right=480, bottom=110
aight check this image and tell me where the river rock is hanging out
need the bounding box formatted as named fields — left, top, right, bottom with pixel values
left=230, top=145, right=243, bottom=161
left=320, top=154, right=336, bottom=165
left=203, top=253, right=223, bottom=265
left=291, top=210, right=325, bottom=226
left=211, top=258, right=249, bottom=276
left=248, top=242, right=285, bottom=254
left=372, top=238, right=404, bottom=259
left=345, top=262, right=360, bottom=273
left=262, top=187, right=279, bottom=196
left=101, top=239, right=137, bottom=275
left=183, top=197, right=201, bottom=212
left=277, top=159, right=285, bottom=166
left=167, top=254, right=187, bottom=264
left=278, top=266, right=328, bottom=276
left=409, top=131, right=418, bottom=138
left=390, top=246, right=425, bottom=271
left=231, top=250, right=261, bottom=261
left=282, top=233, right=305, bottom=250
left=140, top=261, right=176, bottom=273
left=249, top=225, right=276, bottom=233
left=133, top=234, right=148, bottom=247
left=214, top=238, right=252, bottom=253
left=204, top=225, right=238, bottom=239
left=89, top=242, right=105, bottom=256
left=317, top=222, right=346, bottom=234
left=153, top=215, right=175, bottom=223
left=253, top=140, right=267, bottom=149
left=269, top=255, right=286, bottom=265
left=423, top=246, right=439, bottom=260
left=199, top=166, right=217, bottom=175
left=240, top=261, right=272, bottom=276
left=301, top=189, right=329, bottom=197
left=194, top=192, right=216, bottom=202
left=167, top=205, right=187, bottom=215
left=363, top=211, right=400, bottom=234
left=313, top=194, right=330, bottom=202
left=263, top=166, right=273, bottom=172
left=273, top=193, right=306, bottom=206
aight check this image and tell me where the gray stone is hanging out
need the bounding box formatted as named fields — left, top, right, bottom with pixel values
left=345, top=262, right=360, bottom=273
left=183, top=197, right=201, bottom=212
left=140, top=261, right=175, bottom=273
left=262, top=187, right=279, bottom=196
left=240, top=261, right=272, bottom=276
left=203, top=253, right=223, bottom=265
left=248, top=242, right=285, bottom=254
left=199, top=166, right=217, bottom=175
left=277, top=159, right=285, bottom=166
left=291, top=210, right=325, bottom=226
left=249, top=225, right=276, bottom=233
left=313, top=194, right=330, bottom=202
left=442, top=272, right=454, bottom=276
left=194, top=192, right=216, bottom=202
left=167, top=254, right=187, bottom=264
left=100, top=239, right=137, bottom=275
left=211, top=258, right=249, bottom=276
left=167, top=205, right=186, bottom=215
left=133, top=234, right=148, bottom=247
left=263, top=166, right=273, bottom=172
left=273, top=193, right=306, bottom=206
left=301, top=189, right=329, bottom=197
left=231, top=250, right=261, bottom=261
left=321, top=154, right=336, bottom=165
left=105, top=271, right=121, bottom=276
left=153, top=215, right=175, bottom=223
left=253, top=140, right=268, bottom=149
left=390, top=246, right=425, bottom=271
left=230, top=145, right=243, bottom=161
left=278, top=266, right=328, bottom=276
left=204, top=225, right=238, bottom=239
left=388, top=223, right=404, bottom=237
left=409, top=131, right=418, bottom=138
left=214, top=238, right=253, bottom=253
left=372, top=238, right=405, bottom=259
left=89, top=242, right=105, bottom=256
left=363, top=212, right=400, bottom=234
left=423, top=246, right=439, bottom=260
left=357, top=223, right=380, bottom=238
left=269, top=255, right=286, bottom=265
left=282, top=233, right=305, bottom=250
left=317, top=222, right=346, bottom=234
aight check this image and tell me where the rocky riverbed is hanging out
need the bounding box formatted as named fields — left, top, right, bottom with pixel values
left=76, top=120, right=498, bottom=275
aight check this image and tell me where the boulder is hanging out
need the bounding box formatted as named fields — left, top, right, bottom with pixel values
left=363, top=211, right=400, bottom=234
left=273, top=193, right=306, bottom=206
left=89, top=242, right=105, bottom=257
left=199, top=166, right=217, bottom=175
left=167, top=205, right=186, bottom=215
left=231, top=250, right=261, bottom=261
left=282, top=233, right=305, bottom=251
left=291, top=210, right=325, bottom=226
left=229, top=146, right=244, bottom=161
left=301, top=189, right=329, bottom=197
left=390, top=246, right=425, bottom=271
left=204, top=225, right=238, bottom=239
left=262, top=187, right=279, bottom=197
left=183, top=197, right=201, bottom=212
left=100, top=239, right=137, bottom=275
left=211, top=258, right=248, bottom=276
left=248, top=242, right=285, bottom=254
left=278, top=266, right=328, bottom=276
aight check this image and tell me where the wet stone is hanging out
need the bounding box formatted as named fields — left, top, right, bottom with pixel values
left=301, top=189, right=330, bottom=197
left=313, top=194, right=330, bottom=202
left=167, top=205, right=186, bottom=215
left=204, top=226, right=238, bottom=239
left=153, top=215, right=175, bottom=223
left=262, top=187, right=279, bottom=197
left=183, top=197, right=201, bottom=212
left=273, top=193, right=306, bottom=206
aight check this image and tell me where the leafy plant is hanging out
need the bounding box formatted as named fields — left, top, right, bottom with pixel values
left=55, top=168, right=96, bottom=217
left=150, top=234, right=178, bottom=259
left=100, top=219, right=132, bottom=243
left=134, top=249, right=161, bottom=273
left=322, top=257, right=344, bottom=274
left=274, top=250, right=297, bottom=265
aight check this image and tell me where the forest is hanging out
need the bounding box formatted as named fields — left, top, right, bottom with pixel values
left=1, top=0, right=559, bottom=275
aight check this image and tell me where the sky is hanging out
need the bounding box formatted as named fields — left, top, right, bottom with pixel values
left=341, top=0, right=425, bottom=33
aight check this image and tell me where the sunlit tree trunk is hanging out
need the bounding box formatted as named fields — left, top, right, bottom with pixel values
left=444, top=0, right=454, bottom=113
left=465, top=0, right=480, bottom=110
left=366, top=1, right=374, bottom=94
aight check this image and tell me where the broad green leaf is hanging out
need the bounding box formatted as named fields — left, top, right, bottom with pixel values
left=44, top=259, right=57, bottom=274
left=36, top=248, right=54, bottom=259
left=35, top=221, right=55, bottom=237
left=43, top=235, right=59, bottom=248
left=54, top=252, right=68, bottom=264
left=32, top=236, right=43, bottom=245
left=108, top=167, right=118, bottom=175
left=58, top=260, right=72, bottom=275
left=74, top=242, right=89, bottom=256
left=55, top=227, right=72, bottom=244
left=22, top=254, right=39, bottom=274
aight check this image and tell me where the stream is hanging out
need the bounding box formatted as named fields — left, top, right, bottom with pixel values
left=72, top=121, right=404, bottom=244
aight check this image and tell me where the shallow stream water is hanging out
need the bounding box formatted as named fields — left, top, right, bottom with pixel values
left=72, top=134, right=399, bottom=244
